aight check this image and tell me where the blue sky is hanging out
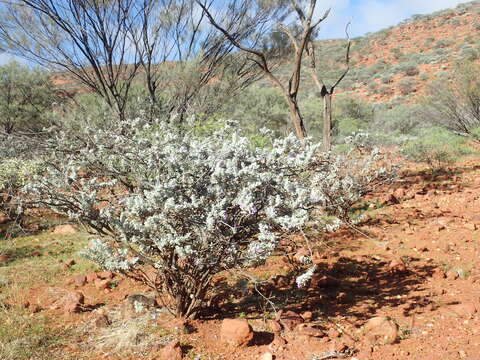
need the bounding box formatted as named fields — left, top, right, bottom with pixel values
left=315, top=0, right=469, bottom=38
left=0, top=0, right=470, bottom=65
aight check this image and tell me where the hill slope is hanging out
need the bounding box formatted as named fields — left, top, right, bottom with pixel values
left=268, top=0, right=480, bottom=105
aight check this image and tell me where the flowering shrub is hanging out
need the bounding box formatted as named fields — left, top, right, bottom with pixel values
left=24, top=118, right=394, bottom=318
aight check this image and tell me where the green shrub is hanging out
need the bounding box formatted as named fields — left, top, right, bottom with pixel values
left=398, top=78, right=416, bottom=96
left=425, top=61, right=480, bottom=141
left=401, top=127, right=472, bottom=169
left=0, top=61, right=62, bottom=134
left=0, top=159, right=43, bottom=225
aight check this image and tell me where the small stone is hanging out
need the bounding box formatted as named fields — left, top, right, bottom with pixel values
left=98, top=271, right=114, bottom=279
left=432, top=268, right=446, bottom=279
left=446, top=269, right=459, bottom=280
left=293, top=247, right=309, bottom=263
left=86, top=272, right=99, bottom=283
left=309, top=274, right=340, bottom=289
left=94, top=279, right=110, bottom=290
left=301, top=311, right=313, bottom=321
left=268, top=319, right=282, bottom=333
left=63, top=259, right=76, bottom=270
left=363, top=317, right=398, bottom=345
left=63, top=291, right=84, bottom=313
left=268, top=334, right=287, bottom=352
left=388, top=258, right=407, bottom=273
left=393, top=188, right=406, bottom=199
left=279, top=310, right=303, bottom=331
left=160, top=340, right=183, bottom=360
left=0, top=255, right=9, bottom=263
left=74, top=275, right=87, bottom=287
left=327, top=327, right=341, bottom=339
left=220, top=319, right=253, bottom=346
left=450, top=303, right=477, bottom=319
left=28, top=304, right=41, bottom=313
left=298, top=325, right=324, bottom=338
left=259, top=352, right=273, bottom=360
left=52, top=224, right=78, bottom=235
left=94, top=314, right=110, bottom=328
left=383, top=194, right=400, bottom=205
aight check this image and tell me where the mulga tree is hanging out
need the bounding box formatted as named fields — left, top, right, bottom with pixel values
left=0, top=0, right=255, bottom=122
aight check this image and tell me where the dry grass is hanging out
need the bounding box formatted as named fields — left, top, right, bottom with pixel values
left=84, top=307, right=174, bottom=356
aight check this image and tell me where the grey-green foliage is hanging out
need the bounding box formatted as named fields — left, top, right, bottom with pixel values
left=425, top=61, right=480, bottom=142
left=222, top=85, right=289, bottom=136
left=372, top=104, right=426, bottom=135
left=401, top=127, right=472, bottom=169
left=0, top=61, right=60, bottom=134
left=0, top=158, right=43, bottom=223
left=21, top=116, right=394, bottom=318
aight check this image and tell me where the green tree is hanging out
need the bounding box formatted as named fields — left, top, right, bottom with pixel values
left=425, top=61, right=480, bottom=142
left=0, top=60, right=60, bottom=134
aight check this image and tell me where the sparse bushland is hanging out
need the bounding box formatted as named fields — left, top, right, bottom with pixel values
left=401, top=127, right=473, bottom=169
left=16, top=117, right=394, bottom=318
left=424, top=61, right=480, bottom=142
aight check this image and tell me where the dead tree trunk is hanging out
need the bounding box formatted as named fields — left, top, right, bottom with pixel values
left=322, top=90, right=333, bottom=151
left=306, top=24, right=352, bottom=151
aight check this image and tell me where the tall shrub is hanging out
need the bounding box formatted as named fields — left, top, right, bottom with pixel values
left=23, top=118, right=393, bottom=318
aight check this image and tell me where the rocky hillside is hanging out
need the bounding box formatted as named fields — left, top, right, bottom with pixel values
left=268, top=0, right=480, bottom=105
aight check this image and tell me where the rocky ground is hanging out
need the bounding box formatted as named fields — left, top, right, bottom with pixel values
left=1, top=156, right=480, bottom=360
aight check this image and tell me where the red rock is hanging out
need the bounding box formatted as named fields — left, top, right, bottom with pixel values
left=63, top=291, right=84, bottom=313
left=327, top=327, right=341, bottom=339
left=220, top=319, right=253, bottom=346
left=388, top=258, right=407, bottom=273
left=159, top=340, right=183, bottom=360
left=28, top=304, right=41, bottom=313
left=86, top=272, right=99, bottom=283
left=310, top=274, right=340, bottom=288
left=393, top=188, right=406, bottom=199
left=383, top=194, right=400, bottom=205
left=74, top=275, right=87, bottom=287
left=30, top=251, right=42, bottom=257
left=432, top=268, right=446, bottom=279
left=98, top=271, right=114, bottom=279
left=0, top=255, right=9, bottom=263
left=63, top=259, right=76, bottom=270
left=363, top=317, right=398, bottom=345
left=450, top=302, right=477, bottom=318
left=268, top=319, right=282, bottom=333
left=293, top=247, right=310, bottom=263
left=259, top=352, right=273, bottom=360
left=279, top=310, right=304, bottom=331
left=446, top=269, right=459, bottom=280
left=298, top=325, right=324, bottom=338
left=94, top=279, right=110, bottom=290
left=301, top=311, right=313, bottom=321
left=268, top=334, right=287, bottom=352
left=94, top=314, right=110, bottom=328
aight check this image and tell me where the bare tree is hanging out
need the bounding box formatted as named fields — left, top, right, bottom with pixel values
left=0, top=0, right=255, bottom=122
left=127, top=0, right=257, bottom=121
left=305, top=23, right=351, bottom=151
left=196, top=0, right=330, bottom=140
left=0, top=0, right=143, bottom=120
